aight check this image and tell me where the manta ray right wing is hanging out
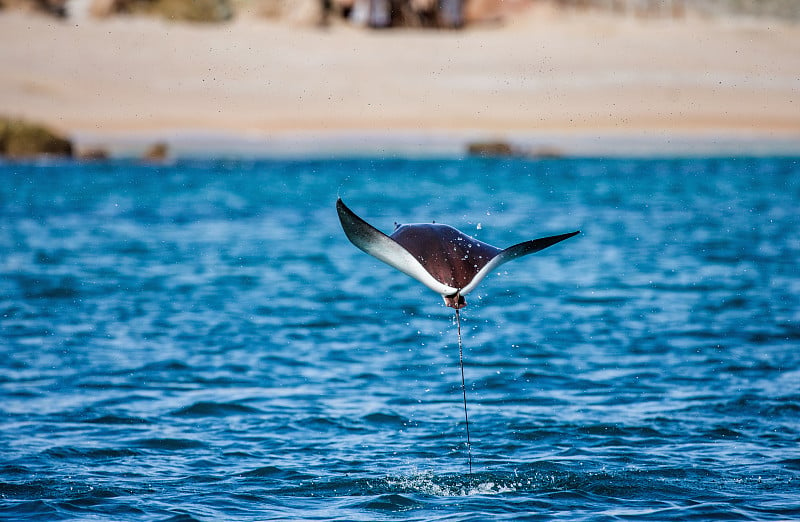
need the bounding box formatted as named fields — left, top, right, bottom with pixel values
left=459, top=231, right=580, bottom=297
left=336, top=199, right=458, bottom=296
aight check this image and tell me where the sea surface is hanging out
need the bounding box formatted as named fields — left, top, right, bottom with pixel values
left=1, top=156, right=798, bottom=521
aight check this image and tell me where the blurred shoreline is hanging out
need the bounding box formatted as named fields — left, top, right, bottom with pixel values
left=2, top=5, right=799, bottom=157
left=71, top=129, right=800, bottom=158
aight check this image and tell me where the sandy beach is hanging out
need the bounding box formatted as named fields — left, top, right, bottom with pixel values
left=1, top=6, right=799, bottom=156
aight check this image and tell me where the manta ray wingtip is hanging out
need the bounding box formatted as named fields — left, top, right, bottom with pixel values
left=336, top=198, right=358, bottom=225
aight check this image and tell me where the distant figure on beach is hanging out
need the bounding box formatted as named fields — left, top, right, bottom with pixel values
left=368, top=0, right=391, bottom=27
left=437, top=0, right=463, bottom=28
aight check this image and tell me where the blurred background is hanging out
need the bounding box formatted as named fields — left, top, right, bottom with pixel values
left=1, top=0, right=799, bottom=158
left=5, top=0, right=800, bottom=26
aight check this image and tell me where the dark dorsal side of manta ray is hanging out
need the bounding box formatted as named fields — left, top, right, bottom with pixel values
left=336, top=198, right=580, bottom=309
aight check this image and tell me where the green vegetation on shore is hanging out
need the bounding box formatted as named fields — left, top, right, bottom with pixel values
left=113, top=0, right=233, bottom=23
left=554, top=0, right=800, bottom=20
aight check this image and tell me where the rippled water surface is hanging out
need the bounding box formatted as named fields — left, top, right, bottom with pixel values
left=1, top=156, right=799, bottom=520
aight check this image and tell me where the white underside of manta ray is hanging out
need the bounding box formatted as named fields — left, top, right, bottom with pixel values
left=336, top=198, right=580, bottom=309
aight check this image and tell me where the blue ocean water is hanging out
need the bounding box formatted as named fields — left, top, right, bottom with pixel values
left=0, top=156, right=798, bottom=521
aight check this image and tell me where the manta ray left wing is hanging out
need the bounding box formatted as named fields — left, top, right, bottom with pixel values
left=336, top=199, right=458, bottom=296
left=459, top=231, right=580, bottom=297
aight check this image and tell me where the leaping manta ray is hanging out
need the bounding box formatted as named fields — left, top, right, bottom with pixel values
left=336, top=198, right=579, bottom=473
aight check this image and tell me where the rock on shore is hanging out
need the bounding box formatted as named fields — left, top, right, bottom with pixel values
left=0, top=117, right=73, bottom=158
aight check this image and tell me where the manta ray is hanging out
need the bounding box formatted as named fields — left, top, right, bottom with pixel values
left=336, top=198, right=579, bottom=473
left=336, top=198, right=579, bottom=308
